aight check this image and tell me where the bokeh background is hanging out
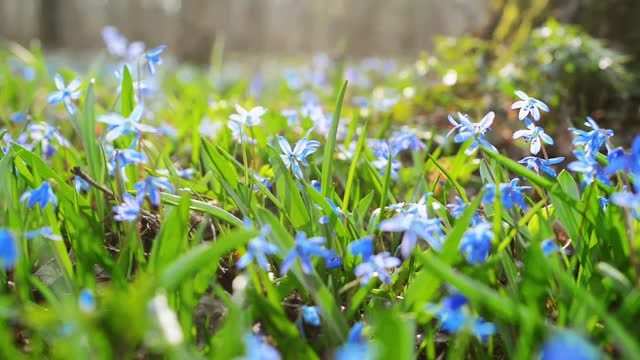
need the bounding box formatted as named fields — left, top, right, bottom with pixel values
left=2, top=0, right=640, bottom=145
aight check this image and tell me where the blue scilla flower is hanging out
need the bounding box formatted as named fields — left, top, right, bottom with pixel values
left=379, top=213, right=444, bottom=258
left=569, top=117, right=614, bottom=156
left=230, top=104, right=267, bottom=127
left=335, top=322, right=374, bottom=360
left=459, top=222, right=493, bottom=264
left=611, top=182, right=640, bottom=219
left=426, top=294, right=496, bottom=342
left=390, top=130, right=426, bottom=152
left=354, top=252, right=401, bottom=285
left=277, top=135, right=321, bottom=179
left=47, top=74, right=82, bottom=115
left=567, top=150, right=610, bottom=187
left=371, top=141, right=401, bottom=180
left=98, top=104, right=157, bottom=142
left=0, top=229, right=18, bottom=270
left=605, top=135, right=640, bottom=175
left=511, top=91, right=550, bottom=121
left=281, top=109, right=298, bottom=126
left=446, top=197, right=484, bottom=225
left=134, top=176, right=175, bottom=206
left=243, top=333, right=282, bottom=360
left=227, top=120, right=257, bottom=144
left=101, top=26, right=145, bottom=61
left=318, top=198, right=344, bottom=224
left=21, top=181, right=57, bottom=210
left=324, top=250, right=343, bottom=269
left=24, top=227, right=62, bottom=241
left=519, top=156, right=565, bottom=177
left=280, top=231, right=331, bottom=275
left=10, top=112, right=27, bottom=123
left=79, top=289, right=96, bottom=313
left=512, top=119, right=554, bottom=155
left=74, top=176, right=91, bottom=193
left=156, top=167, right=196, bottom=180
left=599, top=196, right=609, bottom=211
left=237, top=224, right=278, bottom=271
left=349, top=237, right=374, bottom=261
left=301, top=306, right=321, bottom=326
left=540, top=330, right=600, bottom=360
left=145, top=45, right=167, bottom=75
left=114, top=146, right=148, bottom=168
left=541, top=239, right=568, bottom=257
left=447, top=112, right=498, bottom=155
left=113, top=193, right=141, bottom=222
left=483, top=178, right=531, bottom=210
left=28, top=122, right=71, bottom=158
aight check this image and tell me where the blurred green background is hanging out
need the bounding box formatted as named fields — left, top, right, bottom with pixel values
left=2, top=0, right=640, bottom=143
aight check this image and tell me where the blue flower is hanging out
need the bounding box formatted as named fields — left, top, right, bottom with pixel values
left=512, top=119, right=554, bottom=155
left=379, top=213, right=444, bottom=257
left=511, top=91, right=549, bottom=121
left=10, top=112, right=28, bottom=123
left=599, top=196, right=609, bottom=211
left=371, top=141, right=401, bottom=180
left=237, top=224, right=278, bottom=271
left=569, top=117, right=614, bottom=156
left=98, top=104, right=157, bottom=142
left=47, top=74, right=82, bottom=115
left=24, top=227, right=62, bottom=241
left=335, top=322, right=373, bottom=360
left=230, top=104, right=267, bottom=127
left=156, top=167, right=196, bottom=180
left=101, top=26, right=145, bottom=61
left=518, top=156, right=565, bottom=177
left=0, top=229, right=18, bottom=270
left=301, top=306, right=321, bottom=326
left=113, top=147, right=149, bottom=170
left=318, top=198, right=344, bottom=224
left=567, top=150, right=610, bottom=187
left=21, top=181, right=58, bottom=210
left=145, top=45, right=167, bottom=75
left=354, top=252, right=401, bottom=285
left=459, top=222, right=493, bottom=264
left=447, top=112, right=497, bottom=155
left=390, top=130, right=426, bottom=152
left=324, top=250, right=343, bottom=269
left=79, top=289, right=96, bottom=313
left=113, top=193, right=141, bottom=222
left=541, top=239, right=568, bottom=257
left=133, top=176, right=175, bottom=206
left=277, top=135, right=321, bottom=179
left=447, top=197, right=484, bottom=225
left=228, top=119, right=257, bottom=144
left=74, top=176, right=91, bottom=193
left=483, top=178, right=531, bottom=210
left=349, top=237, right=374, bottom=261
left=243, top=333, right=282, bottom=360
left=605, top=135, right=640, bottom=175
left=281, top=109, right=299, bottom=126
left=27, top=122, right=71, bottom=158
left=540, top=330, right=600, bottom=360
left=611, top=182, right=640, bottom=219
left=280, top=231, right=331, bottom=275
left=252, top=172, right=271, bottom=192
left=426, top=294, right=496, bottom=342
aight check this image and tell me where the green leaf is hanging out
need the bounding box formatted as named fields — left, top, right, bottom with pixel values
left=267, top=147, right=311, bottom=229
left=257, top=208, right=347, bottom=345
left=160, top=193, right=243, bottom=227
left=372, top=307, right=415, bottom=360
left=120, top=65, right=135, bottom=117
left=321, top=80, right=347, bottom=197
left=156, top=230, right=253, bottom=291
